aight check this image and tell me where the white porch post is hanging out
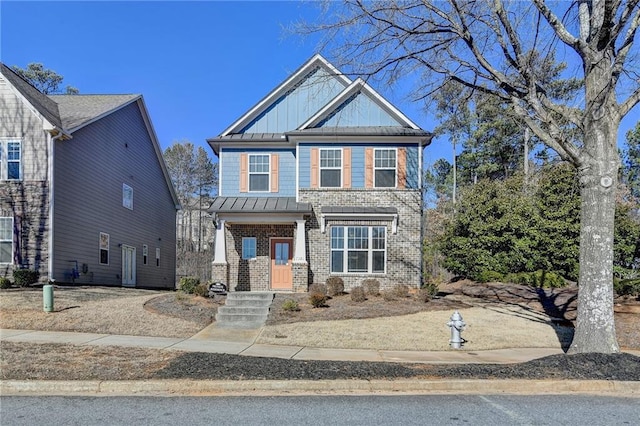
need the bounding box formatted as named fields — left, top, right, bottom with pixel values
left=293, top=219, right=307, bottom=263
left=212, top=219, right=227, bottom=264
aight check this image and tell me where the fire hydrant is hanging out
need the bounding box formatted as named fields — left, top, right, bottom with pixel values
left=447, top=311, right=466, bottom=349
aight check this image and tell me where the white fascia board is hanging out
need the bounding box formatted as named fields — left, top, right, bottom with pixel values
left=220, top=54, right=352, bottom=137
left=3, top=74, right=57, bottom=132
left=298, top=79, right=363, bottom=130
left=321, top=212, right=398, bottom=234
left=354, top=78, right=421, bottom=130
left=288, top=134, right=427, bottom=144
left=216, top=212, right=307, bottom=224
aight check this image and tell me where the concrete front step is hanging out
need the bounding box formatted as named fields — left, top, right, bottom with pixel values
left=214, top=292, right=274, bottom=329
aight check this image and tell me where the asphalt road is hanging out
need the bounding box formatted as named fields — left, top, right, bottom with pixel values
left=1, top=395, right=638, bottom=425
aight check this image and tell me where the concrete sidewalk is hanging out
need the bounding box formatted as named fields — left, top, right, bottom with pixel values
left=0, top=325, right=568, bottom=364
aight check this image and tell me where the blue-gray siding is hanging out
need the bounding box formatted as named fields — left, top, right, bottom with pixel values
left=53, top=101, right=176, bottom=288
left=317, top=92, right=402, bottom=127
left=220, top=148, right=296, bottom=197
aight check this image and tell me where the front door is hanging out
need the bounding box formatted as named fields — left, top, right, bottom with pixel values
left=122, top=245, right=136, bottom=287
left=270, top=238, right=293, bottom=290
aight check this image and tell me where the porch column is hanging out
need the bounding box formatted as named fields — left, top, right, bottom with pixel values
left=293, top=219, right=307, bottom=263
left=212, top=219, right=227, bottom=264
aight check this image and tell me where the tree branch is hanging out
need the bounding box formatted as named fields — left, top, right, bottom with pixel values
left=532, top=0, right=584, bottom=54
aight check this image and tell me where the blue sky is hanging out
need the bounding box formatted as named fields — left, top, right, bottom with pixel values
left=1, top=1, right=637, bottom=169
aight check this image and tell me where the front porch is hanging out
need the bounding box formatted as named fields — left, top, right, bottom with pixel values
left=209, top=197, right=312, bottom=292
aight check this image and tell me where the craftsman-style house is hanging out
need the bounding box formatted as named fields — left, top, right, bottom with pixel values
left=208, top=54, right=432, bottom=292
left=0, top=63, right=179, bottom=288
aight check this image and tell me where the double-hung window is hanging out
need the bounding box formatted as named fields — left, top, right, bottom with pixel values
left=1, top=140, right=21, bottom=180
left=320, top=149, right=341, bottom=188
left=374, top=149, right=396, bottom=188
left=122, top=184, right=133, bottom=210
left=330, top=226, right=386, bottom=274
left=249, top=154, right=270, bottom=192
left=0, top=217, right=13, bottom=264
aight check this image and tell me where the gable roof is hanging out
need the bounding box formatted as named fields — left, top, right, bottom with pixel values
left=50, top=94, right=139, bottom=131
left=0, top=62, right=63, bottom=129
left=208, top=54, right=432, bottom=152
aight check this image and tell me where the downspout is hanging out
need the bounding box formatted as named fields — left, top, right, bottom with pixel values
left=48, top=130, right=65, bottom=282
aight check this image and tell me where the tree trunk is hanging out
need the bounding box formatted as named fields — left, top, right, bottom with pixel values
left=569, top=56, right=620, bottom=354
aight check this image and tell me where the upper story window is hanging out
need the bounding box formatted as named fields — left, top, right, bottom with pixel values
left=374, top=149, right=396, bottom=188
left=320, top=148, right=342, bottom=188
left=249, top=154, right=270, bottom=192
left=1, top=140, right=21, bottom=181
left=0, top=217, right=13, bottom=264
left=122, top=183, right=133, bottom=210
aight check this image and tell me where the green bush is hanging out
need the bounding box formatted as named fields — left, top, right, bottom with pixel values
left=505, top=270, right=566, bottom=288
left=614, top=278, right=640, bottom=297
left=350, top=286, right=366, bottom=302
left=477, top=270, right=504, bottom=283
left=13, top=269, right=39, bottom=287
left=326, top=277, right=345, bottom=296
left=309, top=283, right=327, bottom=296
left=193, top=283, right=209, bottom=297
left=281, top=299, right=300, bottom=312
left=0, top=277, right=12, bottom=289
left=309, top=291, right=327, bottom=308
left=362, top=279, right=380, bottom=296
left=179, top=276, right=200, bottom=294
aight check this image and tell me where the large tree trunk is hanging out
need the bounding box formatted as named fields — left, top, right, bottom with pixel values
left=569, top=54, right=620, bottom=354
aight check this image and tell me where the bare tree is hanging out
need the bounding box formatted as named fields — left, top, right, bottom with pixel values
left=301, top=0, right=640, bottom=353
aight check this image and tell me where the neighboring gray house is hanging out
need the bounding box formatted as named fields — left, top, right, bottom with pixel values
left=0, top=63, right=179, bottom=289
left=208, top=54, right=432, bottom=292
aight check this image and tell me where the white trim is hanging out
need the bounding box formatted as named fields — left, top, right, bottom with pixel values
left=99, top=232, right=110, bottom=265
left=0, top=216, right=14, bottom=265
left=318, top=147, right=343, bottom=188
left=220, top=54, right=352, bottom=137
left=247, top=153, right=271, bottom=192
left=0, top=70, right=56, bottom=130
left=295, top=144, right=299, bottom=202
left=121, top=244, right=136, bottom=287
left=329, top=225, right=387, bottom=275
left=216, top=213, right=307, bottom=225
left=218, top=149, right=224, bottom=196
left=269, top=236, right=294, bottom=290
left=122, top=183, right=134, bottom=210
left=0, top=138, right=22, bottom=181
left=373, top=147, right=398, bottom=188
left=320, top=212, right=398, bottom=234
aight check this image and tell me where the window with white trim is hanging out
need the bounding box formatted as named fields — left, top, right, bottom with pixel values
left=143, top=244, right=148, bottom=265
left=99, top=232, right=109, bottom=265
left=0, top=217, right=13, bottom=264
left=248, top=154, right=270, bottom=192
left=320, top=148, right=342, bottom=188
left=330, top=226, right=386, bottom=274
left=242, top=237, right=257, bottom=260
left=123, top=183, right=133, bottom=210
left=374, top=149, right=396, bottom=188
left=1, top=140, right=21, bottom=180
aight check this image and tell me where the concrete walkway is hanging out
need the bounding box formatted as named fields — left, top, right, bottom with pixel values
left=0, top=325, right=571, bottom=364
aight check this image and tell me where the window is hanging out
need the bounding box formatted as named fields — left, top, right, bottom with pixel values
left=1, top=140, right=21, bottom=180
left=374, top=149, right=396, bottom=188
left=143, top=244, right=148, bottom=265
left=249, top=154, right=270, bottom=191
left=122, top=183, right=133, bottom=210
left=242, top=237, right=257, bottom=260
left=320, top=149, right=341, bottom=187
left=156, top=248, right=160, bottom=267
left=330, top=226, right=386, bottom=274
left=0, top=217, right=13, bottom=264
left=99, top=232, right=109, bottom=265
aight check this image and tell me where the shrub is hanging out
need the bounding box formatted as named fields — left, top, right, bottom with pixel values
left=416, top=288, right=433, bottom=303
left=309, top=283, right=327, bottom=296
left=282, top=299, right=300, bottom=312
left=421, top=279, right=440, bottom=298
left=179, top=276, right=200, bottom=294
left=614, top=278, right=640, bottom=297
left=193, top=283, right=209, bottom=297
left=350, top=286, right=366, bottom=302
left=326, top=277, right=345, bottom=296
left=0, top=277, right=12, bottom=289
left=381, top=290, right=396, bottom=302
left=505, top=270, right=566, bottom=288
left=391, top=284, right=410, bottom=298
left=13, top=269, right=39, bottom=287
left=309, top=291, right=327, bottom=308
left=477, top=270, right=504, bottom=283
left=362, top=279, right=380, bottom=296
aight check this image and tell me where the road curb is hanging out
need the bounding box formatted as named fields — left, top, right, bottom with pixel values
left=2, top=379, right=639, bottom=397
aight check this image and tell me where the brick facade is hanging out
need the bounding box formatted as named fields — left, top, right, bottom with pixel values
left=0, top=181, right=50, bottom=280
left=299, top=188, right=423, bottom=291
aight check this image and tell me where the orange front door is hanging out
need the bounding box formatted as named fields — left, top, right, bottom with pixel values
left=271, top=238, right=293, bottom=290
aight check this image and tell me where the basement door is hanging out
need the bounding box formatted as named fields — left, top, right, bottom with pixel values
left=270, top=238, right=293, bottom=290
left=121, top=245, right=136, bottom=287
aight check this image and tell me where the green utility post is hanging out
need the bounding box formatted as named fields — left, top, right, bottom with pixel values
left=43, top=283, right=54, bottom=312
